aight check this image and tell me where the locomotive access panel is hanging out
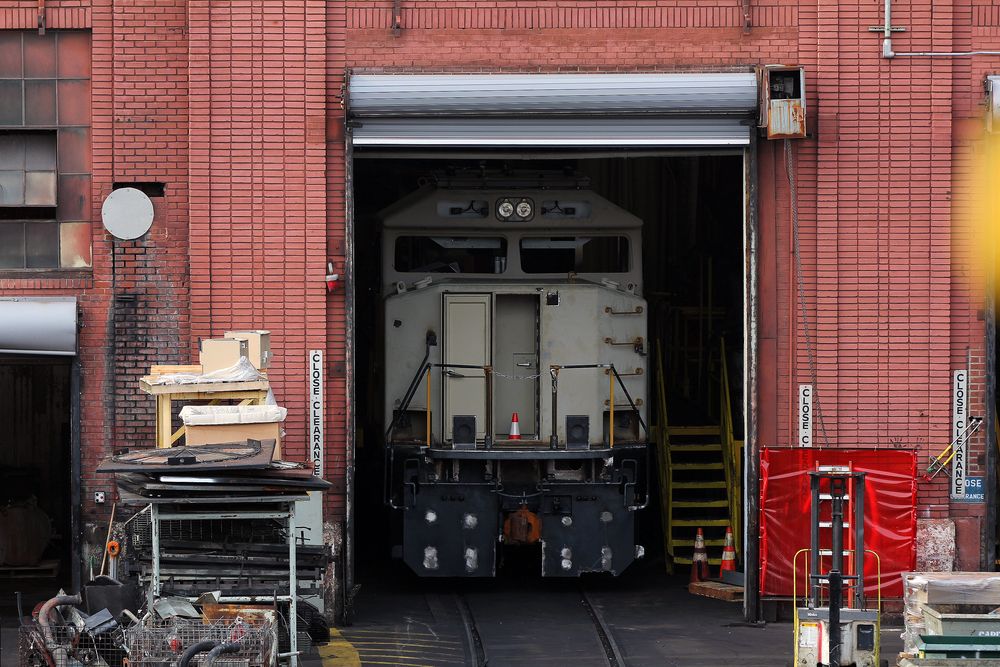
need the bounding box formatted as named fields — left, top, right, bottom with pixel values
left=443, top=293, right=492, bottom=441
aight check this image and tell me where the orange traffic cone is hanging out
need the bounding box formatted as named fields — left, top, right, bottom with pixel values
left=690, top=527, right=710, bottom=583
left=719, top=526, right=736, bottom=577
left=509, top=412, right=521, bottom=440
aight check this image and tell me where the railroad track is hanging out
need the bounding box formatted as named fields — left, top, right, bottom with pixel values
left=334, top=583, right=627, bottom=666
left=456, top=585, right=626, bottom=667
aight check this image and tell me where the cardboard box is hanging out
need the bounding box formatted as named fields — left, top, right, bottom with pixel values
left=200, top=338, right=249, bottom=374
left=225, top=330, right=271, bottom=369
left=180, top=405, right=286, bottom=458
left=184, top=422, right=282, bottom=458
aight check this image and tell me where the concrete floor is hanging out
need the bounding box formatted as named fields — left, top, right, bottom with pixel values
left=1, top=564, right=904, bottom=666
left=342, top=558, right=905, bottom=666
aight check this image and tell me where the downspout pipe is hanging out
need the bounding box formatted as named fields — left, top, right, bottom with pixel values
left=882, top=0, right=1000, bottom=57
left=882, top=0, right=895, bottom=58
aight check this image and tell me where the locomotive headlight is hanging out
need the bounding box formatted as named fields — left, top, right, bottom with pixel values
left=497, top=200, right=515, bottom=218
left=515, top=200, right=533, bottom=218
left=423, top=546, right=439, bottom=570
left=464, top=547, right=479, bottom=572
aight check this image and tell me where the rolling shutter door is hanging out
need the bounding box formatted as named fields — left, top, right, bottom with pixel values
left=349, top=72, right=757, bottom=148
left=0, top=297, right=77, bottom=355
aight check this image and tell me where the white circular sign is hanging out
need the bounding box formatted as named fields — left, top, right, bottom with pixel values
left=101, top=187, right=154, bottom=240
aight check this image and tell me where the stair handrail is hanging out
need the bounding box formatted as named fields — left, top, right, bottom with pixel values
left=655, top=343, right=674, bottom=565
left=719, top=337, right=741, bottom=557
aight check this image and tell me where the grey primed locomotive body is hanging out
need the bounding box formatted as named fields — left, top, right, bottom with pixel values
left=381, top=179, right=650, bottom=576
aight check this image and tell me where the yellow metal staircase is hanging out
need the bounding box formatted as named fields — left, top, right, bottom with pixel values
left=656, top=339, right=742, bottom=571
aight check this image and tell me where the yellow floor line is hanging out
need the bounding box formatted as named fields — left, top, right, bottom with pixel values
left=319, top=627, right=362, bottom=667
left=351, top=642, right=463, bottom=653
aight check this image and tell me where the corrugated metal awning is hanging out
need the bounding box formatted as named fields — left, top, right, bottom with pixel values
left=349, top=72, right=757, bottom=148
left=350, top=72, right=758, bottom=116
left=0, top=297, right=77, bottom=356
left=352, top=117, right=751, bottom=147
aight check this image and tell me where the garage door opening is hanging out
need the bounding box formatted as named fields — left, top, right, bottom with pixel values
left=0, top=355, right=75, bottom=594
left=351, top=152, right=747, bottom=584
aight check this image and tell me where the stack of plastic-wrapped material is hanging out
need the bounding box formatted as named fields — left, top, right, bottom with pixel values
left=901, top=571, right=1000, bottom=657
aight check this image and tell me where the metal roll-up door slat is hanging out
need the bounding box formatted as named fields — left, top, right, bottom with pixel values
left=349, top=72, right=758, bottom=117
left=351, top=117, right=751, bottom=148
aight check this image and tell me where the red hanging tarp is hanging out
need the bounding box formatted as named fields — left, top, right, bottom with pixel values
left=759, top=448, right=917, bottom=598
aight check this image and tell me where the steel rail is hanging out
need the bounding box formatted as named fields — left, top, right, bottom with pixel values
left=580, top=588, right=626, bottom=667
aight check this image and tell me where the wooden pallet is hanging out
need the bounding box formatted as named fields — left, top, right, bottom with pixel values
left=0, top=559, right=59, bottom=579
left=688, top=579, right=743, bottom=602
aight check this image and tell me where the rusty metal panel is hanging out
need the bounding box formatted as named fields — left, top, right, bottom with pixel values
left=22, top=32, right=56, bottom=78
left=766, top=99, right=806, bottom=139
left=57, top=32, right=90, bottom=78
left=0, top=32, right=23, bottom=77
left=25, top=79, right=57, bottom=125
left=57, top=126, right=89, bottom=172
left=56, top=173, right=89, bottom=220
left=57, top=79, right=89, bottom=126
left=0, top=80, right=24, bottom=125
left=758, top=66, right=807, bottom=140
left=59, top=221, right=91, bottom=267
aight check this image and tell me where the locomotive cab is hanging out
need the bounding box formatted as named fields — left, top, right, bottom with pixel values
left=381, top=176, right=650, bottom=577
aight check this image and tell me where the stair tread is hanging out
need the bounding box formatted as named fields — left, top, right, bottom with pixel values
left=668, top=426, right=721, bottom=436
left=669, top=443, right=722, bottom=451
left=673, top=500, right=729, bottom=508
left=672, top=462, right=724, bottom=470
left=673, top=481, right=727, bottom=489
left=672, top=519, right=732, bottom=526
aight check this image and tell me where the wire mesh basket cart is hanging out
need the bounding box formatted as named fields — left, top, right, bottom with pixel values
left=125, top=615, right=279, bottom=667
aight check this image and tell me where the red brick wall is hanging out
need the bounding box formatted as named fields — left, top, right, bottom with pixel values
left=341, top=0, right=997, bottom=543
left=186, top=0, right=332, bottom=507
left=1, top=0, right=996, bottom=556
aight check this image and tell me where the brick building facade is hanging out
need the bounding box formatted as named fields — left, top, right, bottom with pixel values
left=1, top=0, right=998, bottom=616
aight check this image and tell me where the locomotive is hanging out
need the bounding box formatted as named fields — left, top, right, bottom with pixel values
left=381, top=174, right=650, bottom=577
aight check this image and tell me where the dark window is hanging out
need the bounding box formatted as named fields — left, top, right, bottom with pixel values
left=0, top=133, right=57, bottom=206
left=0, top=31, right=93, bottom=271
left=394, top=236, right=507, bottom=274
left=520, top=236, right=630, bottom=273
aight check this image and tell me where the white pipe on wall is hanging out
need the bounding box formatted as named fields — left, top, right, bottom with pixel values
left=881, top=0, right=1000, bottom=58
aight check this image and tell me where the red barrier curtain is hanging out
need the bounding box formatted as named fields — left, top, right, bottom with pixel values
left=760, top=448, right=917, bottom=598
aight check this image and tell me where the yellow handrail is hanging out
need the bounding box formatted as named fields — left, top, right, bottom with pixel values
left=792, top=548, right=810, bottom=666
left=655, top=345, right=674, bottom=568
left=719, top=337, right=741, bottom=556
